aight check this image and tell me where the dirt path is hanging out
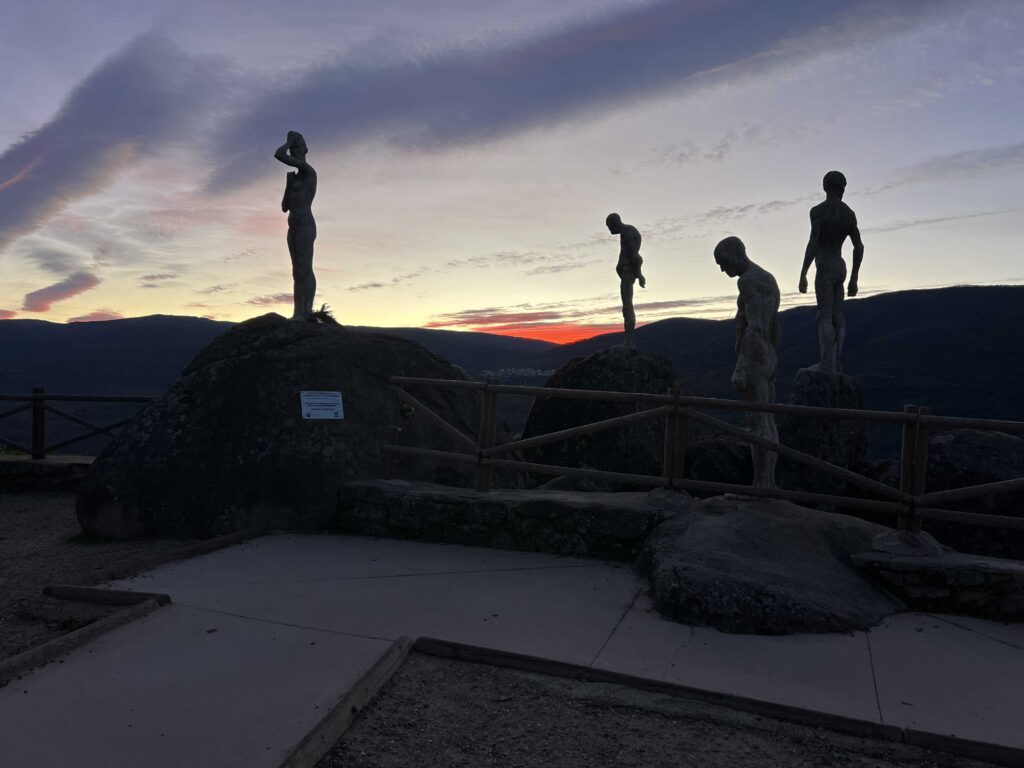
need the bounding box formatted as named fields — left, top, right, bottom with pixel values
left=319, top=654, right=997, bottom=768
left=0, top=492, right=192, bottom=661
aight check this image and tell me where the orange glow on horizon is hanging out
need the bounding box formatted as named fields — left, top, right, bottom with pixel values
left=470, top=322, right=626, bottom=345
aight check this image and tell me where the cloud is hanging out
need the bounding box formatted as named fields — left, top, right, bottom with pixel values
left=864, top=208, right=1018, bottom=234
left=0, top=310, right=15, bottom=320
left=247, top=293, right=293, bottom=305
left=68, top=308, right=123, bottom=322
left=658, top=123, right=771, bottom=166
left=525, top=260, right=599, bottom=275
left=26, top=248, right=87, bottom=274
left=0, top=36, right=223, bottom=251
left=427, top=309, right=567, bottom=327
left=896, top=141, right=1024, bottom=185
left=21, top=271, right=101, bottom=312
left=211, top=0, right=935, bottom=191
left=197, top=283, right=236, bottom=294
left=347, top=267, right=430, bottom=291
left=140, top=272, right=179, bottom=288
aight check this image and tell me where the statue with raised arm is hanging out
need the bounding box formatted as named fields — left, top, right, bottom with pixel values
left=606, top=213, right=646, bottom=348
left=715, top=236, right=781, bottom=489
left=275, top=131, right=318, bottom=319
left=798, top=170, right=864, bottom=373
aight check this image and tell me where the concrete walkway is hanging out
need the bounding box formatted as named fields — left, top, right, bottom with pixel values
left=1, top=533, right=1022, bottom=767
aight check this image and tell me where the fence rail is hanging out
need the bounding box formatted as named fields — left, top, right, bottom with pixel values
left=385, top=376, right=1024, bottom=533
left=0, top=388, right=153, bottom=459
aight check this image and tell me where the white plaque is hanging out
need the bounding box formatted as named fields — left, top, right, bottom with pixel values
left=300, top=391, right=344, bottom=420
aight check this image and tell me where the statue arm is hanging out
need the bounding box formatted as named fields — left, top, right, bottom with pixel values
left=274, top=141, right=313, bottom=175
left=281, top=174, right=290, bottom=213
left=735, top=299, right=747, bottom=354
left=624, top=228, right=646, bottom=285
left=849, top=216, right=864, bottom=296
left=799, top=212, right=820, bottom=293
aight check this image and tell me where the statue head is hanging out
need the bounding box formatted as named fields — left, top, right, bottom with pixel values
left=823, top=170, right=846, bottom=197
left=714, top=236, right=750, bottom=278
left=606, top=212, right=623, bottom=235
left=287, top=131, right=308, bottom=160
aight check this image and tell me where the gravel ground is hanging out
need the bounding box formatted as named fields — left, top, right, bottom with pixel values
left=319, top=654, right=999, bottom=768
left=0, top=492, right=192, bottom=661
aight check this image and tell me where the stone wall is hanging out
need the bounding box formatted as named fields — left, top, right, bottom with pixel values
left=853, top=551, right=1024, bottom=621
left=336, top=480, right=677, bottom=562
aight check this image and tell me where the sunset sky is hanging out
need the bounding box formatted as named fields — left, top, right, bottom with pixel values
left=1, top=0, right=1022, bottom=343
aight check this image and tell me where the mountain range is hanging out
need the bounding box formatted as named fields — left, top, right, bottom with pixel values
left=1, top=286, right=1021, bottom=444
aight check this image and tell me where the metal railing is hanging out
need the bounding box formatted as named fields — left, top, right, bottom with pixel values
left=385, top=376, right=1024, bottom=533
left=0, top=388, right=153, bottom=459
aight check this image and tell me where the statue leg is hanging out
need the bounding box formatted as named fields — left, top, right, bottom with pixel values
left=832, top=280, right=846, bottom=372
left=290, top=227, right=316, bottom=318
left=621, top=278, right=635, bottom=348
left=287, top=229, right=302, bottom=319
left=738, top=375, right=778, bottom=489
left=815, top=274, right=837, bottom=373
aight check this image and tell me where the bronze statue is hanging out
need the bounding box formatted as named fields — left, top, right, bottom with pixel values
left=606, top=213, right=646, bottom=348
left=275, top=131, right=318, bottom=319
left=799, top=171, right=864, bottom=373
left=715, top=236, right=781, bottom=489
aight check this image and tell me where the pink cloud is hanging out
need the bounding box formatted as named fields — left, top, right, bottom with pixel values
left=247, top=293, right=293, bottom=306
left=22, top=271, right=102, bottom=312
left=68, top=308, right=124, bottom=322
left=0, top=309, right=16, bottom=319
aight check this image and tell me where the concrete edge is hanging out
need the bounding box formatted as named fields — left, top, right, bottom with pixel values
left=411, top=637, right=1024, bottom=768
left=82, top=527, right=267, bottom=585
left=0, top=598, right=165, bottom=688
left=905, top=730, right=1024, bottom=768
left=278, top=636, right=413, bottom=768
left=42, top=585, right=171, bottom=606
left=0, top=528, right=259, bottom=688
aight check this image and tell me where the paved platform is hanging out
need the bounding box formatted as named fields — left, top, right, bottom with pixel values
left=1, top=533, right=1022, bottom=767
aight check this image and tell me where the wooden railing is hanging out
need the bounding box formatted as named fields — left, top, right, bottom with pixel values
left=0, top=388, right=153, bottom=459
left=385, top=376, right=1024, bottom=533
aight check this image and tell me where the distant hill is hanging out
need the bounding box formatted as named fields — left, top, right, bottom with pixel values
left=1, top=286, right=1021, bottom=439
left=0, top=315, right=552, bottom=396
left=529, top=285, right=1024, bottom=423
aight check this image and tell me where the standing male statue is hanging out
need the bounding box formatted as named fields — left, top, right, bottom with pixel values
left=798, top=170, right=864, bottom=373
left=714, top=236, right=781, bottom=489
left=606, top=213, right=646, bottom=348
left=275, top=131, right=318, bottom=319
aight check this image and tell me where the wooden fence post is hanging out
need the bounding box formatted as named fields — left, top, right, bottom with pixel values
left=676, top=407, right=690, bottom=483
left=910, top=405, right=931, bottom=533
left=475, top=378, right=499, bottom=492
left=31, top=387, right=46, bottom=460
left=901, top=405, right=925, bottom=532
left=663, top=388, right=680, bottom=488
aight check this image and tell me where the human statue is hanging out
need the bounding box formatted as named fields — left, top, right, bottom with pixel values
left=798, top=170, right=864, bottom=373
left=714, top=236, right=781, bottom=489
left=606, top=213, right=646, bottom=348
left=275, top=131, right=318, bottom=319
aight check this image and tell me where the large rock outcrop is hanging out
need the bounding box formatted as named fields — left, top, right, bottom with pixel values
left=639, top=495, right=902, bottom=634
left=520, top=347, right=675, bottom=485
left=777, top=368, right=868, bottom=494
left=77, top=314, right=505, bottom=539
left=922, top=429, right=1024, bottom=559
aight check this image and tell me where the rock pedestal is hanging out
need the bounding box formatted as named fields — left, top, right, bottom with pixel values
left=520, top=347, right=675, bottom=486
left=778, top=367, right=867, bottom=493
left=638, top=495, right=901, bottom=634
left=921, top=429, right=1024, bottom=559
left=77, top=314, right=506, bottom=539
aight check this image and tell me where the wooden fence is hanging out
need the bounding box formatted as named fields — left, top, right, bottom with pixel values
left=385, top=376, right=1024, bottom=533
left=0, top=388, right=153, bottom=459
